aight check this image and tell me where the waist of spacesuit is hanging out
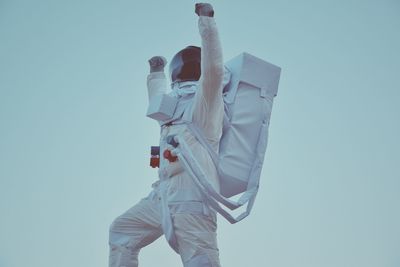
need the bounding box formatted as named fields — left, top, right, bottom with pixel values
left=157, top=162, right=204, bottom=202
left=158, top=155, right=185, bottom=179
left=155, top=129, right=210, bottom=210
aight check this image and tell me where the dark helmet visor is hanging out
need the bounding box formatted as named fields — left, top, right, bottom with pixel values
left=169, top=46, right=201, bottom=83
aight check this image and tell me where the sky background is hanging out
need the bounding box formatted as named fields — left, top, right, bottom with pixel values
left=0, top=0, right=399, bottom=266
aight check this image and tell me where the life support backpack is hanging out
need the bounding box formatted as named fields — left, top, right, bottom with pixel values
left=147, top=52, right=281, bottom=223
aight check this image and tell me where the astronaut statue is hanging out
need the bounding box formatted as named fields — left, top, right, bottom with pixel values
left=109, top=3, right=225, bottom=267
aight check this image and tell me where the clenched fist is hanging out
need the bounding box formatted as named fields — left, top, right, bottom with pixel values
left=195, top=3, right=214, bottom=17
left=148, top=56, right=167, bottom=73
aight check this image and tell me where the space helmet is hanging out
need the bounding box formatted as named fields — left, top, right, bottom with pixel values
left=169, top=46, right=201, bottom=83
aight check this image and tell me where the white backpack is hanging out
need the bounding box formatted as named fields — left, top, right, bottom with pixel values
left=147, top=52, right=281, bottom=223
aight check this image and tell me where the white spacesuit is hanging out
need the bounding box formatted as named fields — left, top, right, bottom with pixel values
left=109, top=3, right=224, bottom=267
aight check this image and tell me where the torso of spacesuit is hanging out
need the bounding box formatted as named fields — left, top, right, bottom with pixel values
left=155, top=86, right=222, bottom=202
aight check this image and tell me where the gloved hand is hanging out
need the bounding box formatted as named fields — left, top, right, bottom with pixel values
left=148, top=56, right=167, bottom=73
left=195, top=3, right=214, bottom=17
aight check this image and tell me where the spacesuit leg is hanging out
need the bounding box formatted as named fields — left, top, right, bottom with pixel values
left=173, top=213, right=221, bottom=267
left=109, top=196, right=163, bottom=267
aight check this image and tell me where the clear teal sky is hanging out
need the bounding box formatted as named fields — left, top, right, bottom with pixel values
left=1, top=0, right=399, bottom=266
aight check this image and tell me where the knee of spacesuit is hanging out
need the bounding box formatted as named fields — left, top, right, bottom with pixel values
left=109, top=217, right=143, bottom=249
left=109, top=221, right=142, bottom=267
left=109, top=243, right=139, bottom=267
left=184, top=254, right=216, bottom=267
left=109, top=219, right=143, bottom=249
left=109, top=246, right=139, bottom=267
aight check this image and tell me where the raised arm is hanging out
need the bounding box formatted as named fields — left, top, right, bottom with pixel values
left=193, top=3, right=225, bottom=141
left=196, top=3, right=224, bottom=103
left=147, top=56, right=168, bottom=101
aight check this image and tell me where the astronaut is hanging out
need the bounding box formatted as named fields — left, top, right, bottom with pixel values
left=109, top=3, right=224, bottom=267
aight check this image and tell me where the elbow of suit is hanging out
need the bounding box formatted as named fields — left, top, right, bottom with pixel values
left=207, top=61, right=224, bottom=80
left=201, top=63, right=224, bottom=91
